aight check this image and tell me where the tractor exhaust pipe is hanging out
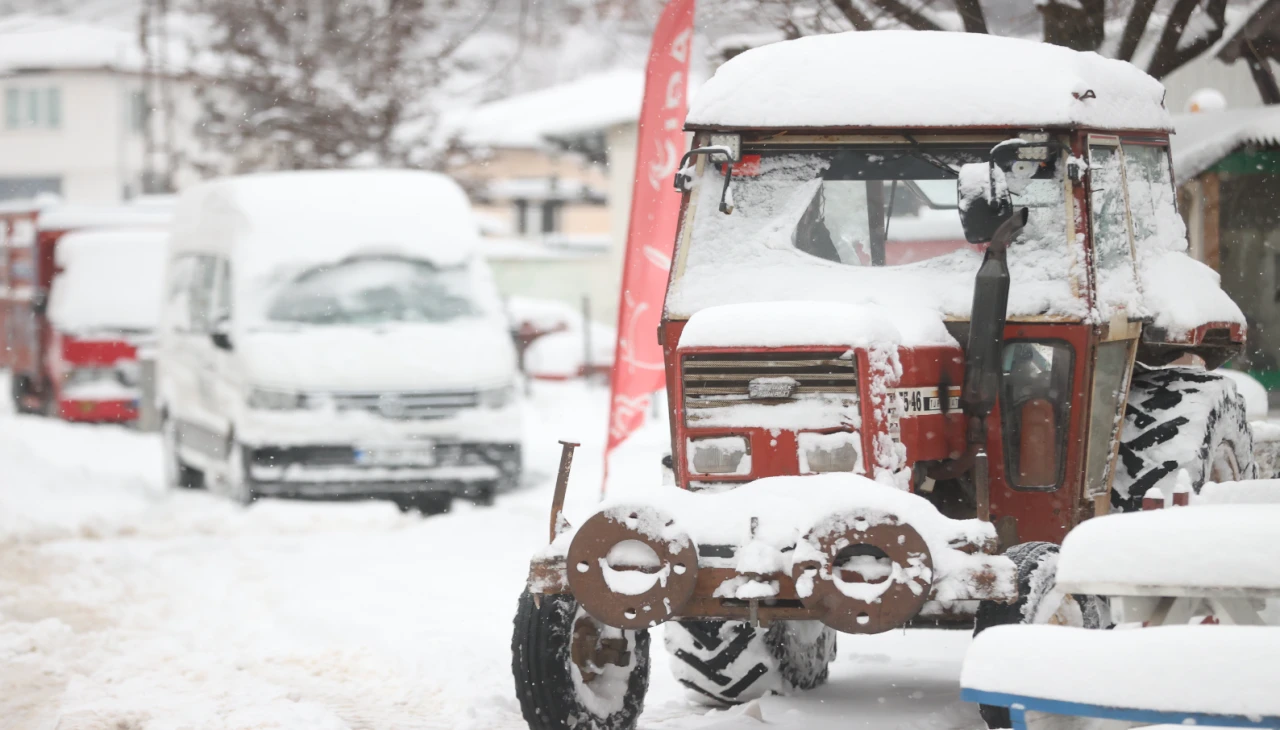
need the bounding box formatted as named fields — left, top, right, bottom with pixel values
left=960, top=208, right=1027, bottom=521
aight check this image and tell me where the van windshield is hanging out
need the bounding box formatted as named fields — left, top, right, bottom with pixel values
left=266, top=257, right=480, bottom=325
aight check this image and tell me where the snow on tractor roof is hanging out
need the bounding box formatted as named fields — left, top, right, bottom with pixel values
left=169, top=169, right=479, bottom=280
left=686, top=31, right=1171, bottom=132
left=48, top=228, right=169, bottom=334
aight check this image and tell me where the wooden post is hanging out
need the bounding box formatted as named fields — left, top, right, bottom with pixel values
left=1203, top=172, right=1221, bottom=271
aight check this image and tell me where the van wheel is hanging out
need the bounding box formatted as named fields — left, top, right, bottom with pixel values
left=10, top=375, right=40, bottom=415
left=220, top=440, right=256, bottom=505
left=473, top=483, right=497, bottom=507
left=416, top=491, right=452, bottom=515
left=161, top=415, right=204, bottom=489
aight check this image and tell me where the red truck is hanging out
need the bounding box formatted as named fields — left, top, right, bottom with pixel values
left=1, top=199, right=170, bottom=421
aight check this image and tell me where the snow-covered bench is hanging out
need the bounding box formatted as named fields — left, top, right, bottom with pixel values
left=1055, top=502, right=1280, bottom=626
left=961, top=624, right=1280, bottom=729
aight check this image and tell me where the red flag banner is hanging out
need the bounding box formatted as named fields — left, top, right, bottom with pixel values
left=604, top=0, right=695, bottom=492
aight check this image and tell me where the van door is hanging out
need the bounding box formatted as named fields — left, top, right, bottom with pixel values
left=205, top=258, right=239, bottom=450
left=173, top=255, right=224, bottom=465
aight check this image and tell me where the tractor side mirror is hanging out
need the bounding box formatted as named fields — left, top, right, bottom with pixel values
left=957, top=162, right=1012, bottom=244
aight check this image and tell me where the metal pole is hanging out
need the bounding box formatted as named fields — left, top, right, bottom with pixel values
left=550, top=440, right=579, bottom=541
left=581, top=295, right=592, bottom=382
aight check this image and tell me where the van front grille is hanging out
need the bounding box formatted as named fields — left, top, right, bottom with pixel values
left=330, top=390, right=479, bottom=419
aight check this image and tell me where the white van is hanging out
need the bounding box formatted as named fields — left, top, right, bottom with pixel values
left=158, top=170, right=522, bottom=513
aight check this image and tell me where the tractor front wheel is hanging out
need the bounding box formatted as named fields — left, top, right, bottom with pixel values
left=973, top=542, right=1106, bottom=729
left=664, top=619, right=836, bottom=705
left=511, top=591, right=650, bottom=730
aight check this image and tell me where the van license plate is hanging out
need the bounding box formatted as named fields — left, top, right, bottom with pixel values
left=354, top=444, right=436, bottom=466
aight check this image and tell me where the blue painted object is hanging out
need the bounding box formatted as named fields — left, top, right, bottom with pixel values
left=961, top=689, right=1280, bottom=729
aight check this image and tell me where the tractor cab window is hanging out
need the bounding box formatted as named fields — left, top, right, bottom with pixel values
left=1088, top=142, right=1142, bottom=317
left=1001, top=340, right=1073, bottom=490
left=689, top=145, right=1067, bottom=269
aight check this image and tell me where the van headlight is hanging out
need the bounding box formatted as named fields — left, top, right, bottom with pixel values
left=479, top=383, right=517, bottom=409
left=247, top=388, right=306, bottom=411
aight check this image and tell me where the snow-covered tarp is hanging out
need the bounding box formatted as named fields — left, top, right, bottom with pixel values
left=47, top=229, right=168, bottom=334
left=687, top=31, right=1171, bottom=132
left=1055, top=505, right=1280, bottom=595
left=963, top=624, right=1280, bottom=718
left=1170, top=107, right=1280, bottom=184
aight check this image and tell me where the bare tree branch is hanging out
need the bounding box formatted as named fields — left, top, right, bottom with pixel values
left=1116, top=0, right=1158, bottom=62
left=1146, top=0, right=1228, bottom=79
left=875, top=0, right=945, bottom=31
left=953, top=0, right=988, bottom=34
left=828, top=0, right=874, bottom=31
left=1039, top=0, right=1106, bottom=52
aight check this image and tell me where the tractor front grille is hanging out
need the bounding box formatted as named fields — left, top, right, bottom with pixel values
left=681, top=351, right=858, bottom=409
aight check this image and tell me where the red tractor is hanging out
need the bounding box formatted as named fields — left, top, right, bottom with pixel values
left=512, top=31, right=1256, bottom=730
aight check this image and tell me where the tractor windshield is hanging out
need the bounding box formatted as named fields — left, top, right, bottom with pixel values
left=689, top=146, right=1065, bottom=267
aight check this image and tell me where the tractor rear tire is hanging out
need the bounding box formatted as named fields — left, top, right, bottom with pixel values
left=664, top=619, right=836, bottom=705
left=973, top=542, right=1106, bottom=729
left=512, top=591, right=650, bottom=730
left=1111, top=367, right=1255, bottom=512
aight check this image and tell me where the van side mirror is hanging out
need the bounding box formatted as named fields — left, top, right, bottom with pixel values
left=210, top=318, right=233, bottom=351
left=957, top=162, right=1012, bottom=243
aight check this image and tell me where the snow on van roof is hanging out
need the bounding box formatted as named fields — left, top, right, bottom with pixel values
left=168, top=170, right=479, bottom=278
left=48, top=228, right=169, bottom=334
left=686, top=31, right=1171, bottom=132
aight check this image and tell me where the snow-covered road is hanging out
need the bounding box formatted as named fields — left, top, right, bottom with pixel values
left=0, top=381, right=984, bottom=730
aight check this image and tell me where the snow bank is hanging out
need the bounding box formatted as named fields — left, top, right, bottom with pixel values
left=687, top=31, right=1170, bottom=132
left=47, top=229, right=168, bottom=334
left=169, top=170, right=479, bottom=284
left=963, top=625, right=1280, bottom=718
left=1197, top=478, right=1280, bottom=505
left=678, top=301, right=955, bottom=350
left=1055, top=506, right=1280, bottom=594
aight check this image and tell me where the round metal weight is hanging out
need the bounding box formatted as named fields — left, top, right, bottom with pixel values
left=791, top=514, right=933, bottom=634
left=566, top=508, right=699, bottom=630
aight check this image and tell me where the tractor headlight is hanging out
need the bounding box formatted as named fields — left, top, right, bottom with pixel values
left=247, top=388, right=306, bottom=411
left=798, top=431, right=864, bottom=474
left=687, top=436, right=751, bottom=475
left=479, top=383, right=517, bottom=409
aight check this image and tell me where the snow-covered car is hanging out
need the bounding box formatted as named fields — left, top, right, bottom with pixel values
left=157, top=170, right=522, bottom=513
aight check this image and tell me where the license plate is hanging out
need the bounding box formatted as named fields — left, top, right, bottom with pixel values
left=354, top=443, right=436, bottom=466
